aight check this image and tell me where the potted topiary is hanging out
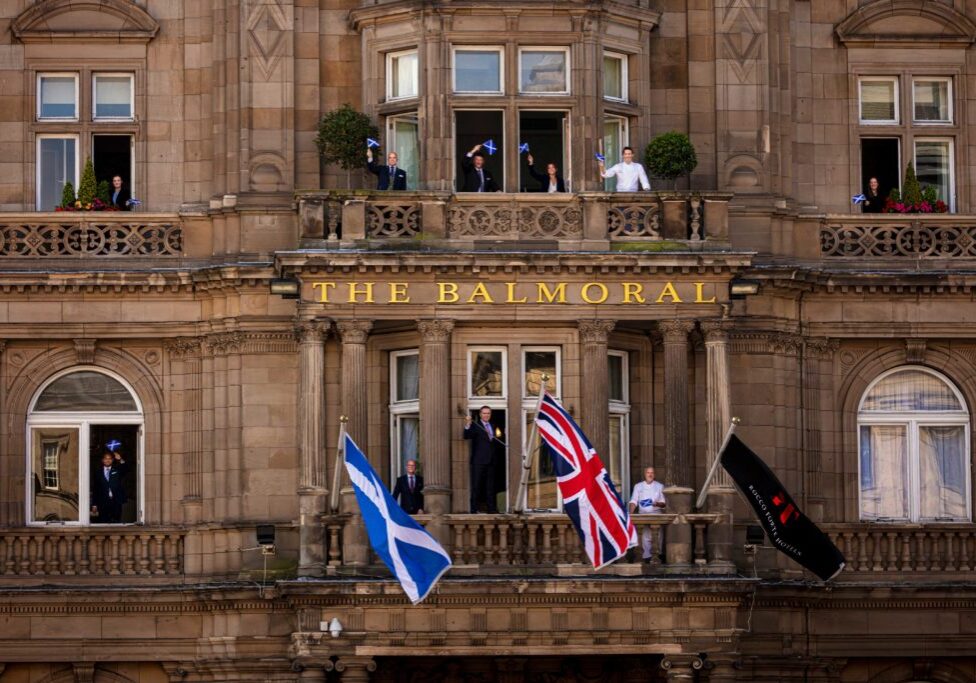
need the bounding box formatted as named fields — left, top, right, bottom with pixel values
left=885, top=162, right=948, bottom=213
left=315, top=103, right=380, bottom=190
left=645, top=131, right=699, bottom=239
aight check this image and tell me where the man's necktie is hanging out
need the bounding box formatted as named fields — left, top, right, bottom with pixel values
left=389, top=166, right=395, bottom=177
left=478, top=169, right=485, bottom=192
left=409, top=476, right=415, bottom=492
left=484, top=422, right=492, bottom=438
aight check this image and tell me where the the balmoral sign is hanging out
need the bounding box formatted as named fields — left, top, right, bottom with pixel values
left=303, top=280, right=725, bottom=305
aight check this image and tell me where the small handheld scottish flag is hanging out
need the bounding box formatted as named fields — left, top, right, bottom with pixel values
left=126, top=198, right=141, bottom=207
left=595, top=152, right=606, bottom=163
left=852, top=193, right=866, bottom=205
left=518, top=143, right=530, bottom=154
left=366, top=137, right=381, bottom=149
left=106, top=440, right=122, bottom=452
left=482, top=139, right=497, bottom=155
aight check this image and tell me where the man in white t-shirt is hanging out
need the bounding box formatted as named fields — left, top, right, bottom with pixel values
left=629, top=466, right=666, bottom=562
left=598, top=146, right=651, bottom=192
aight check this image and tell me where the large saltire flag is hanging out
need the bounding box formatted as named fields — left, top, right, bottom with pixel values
left=342, top=434, right=452, bottom=603
left=535, top=392, right=637, bottom=568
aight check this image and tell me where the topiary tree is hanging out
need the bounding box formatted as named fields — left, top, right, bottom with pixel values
left=60, top=180, right=76, bottom=209
left=645, top=131, right=698, bottom=190
left=900, top=162, right=924, bottom=208
left=77, top=156, right=97, bottom=206
left=314, top=104, right=380, bottom=189
left=97, top=180, right=111, bottom=204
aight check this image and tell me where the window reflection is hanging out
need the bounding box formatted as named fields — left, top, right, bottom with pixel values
left=471, top=351, right=504, bottom=397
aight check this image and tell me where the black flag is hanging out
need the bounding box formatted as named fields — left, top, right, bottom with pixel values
left=720, top=435, right=845, bottom=581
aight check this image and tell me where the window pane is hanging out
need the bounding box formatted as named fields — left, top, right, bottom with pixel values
left=35, top=372, right=138, bottom=412
left=94, top=76, right=132, bottom=118
left=520, top=50, right=567, bottom=93
left=608, top=414, right=625, bottom=493
left=603, top=56, right=623, bottom=99
left=860, top=80, right=896, bottom=122
left=862, top=369, right=961, bottom=412
left=90, top=424, right=139, bottom=523
left=455, top=50, right=501, bottom=92
left=471, top=351, right=504, bottom=397
left=914, top=80, right=950, bottom=122
left=391, top=53, right=418, bottom=99
left=38, top=137, right=75, bottom=211
left=919, top=426, right=968, bottom=519
left=32, top=428, right=79, bottom=522
left=608, top=354, right=624, bottom=402
left=524, top=351, right=557, bottom=396
left=915, top=140, right=952, bottom=208
left=39, top=76, right=76, bottom=118
left=859, top=424, right=909, bottom=520
left=395, top=354, right=419, bottom=402
left=524, top=413, right=558, bottom=510
left=603, top=118, right=624, bottom=191
left=397, top=415, right=420, bottom=476
left=392, top=117, right=419, bottom=190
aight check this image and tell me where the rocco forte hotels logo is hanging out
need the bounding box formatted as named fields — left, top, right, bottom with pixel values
left=304, top=280, right=723, bottom=306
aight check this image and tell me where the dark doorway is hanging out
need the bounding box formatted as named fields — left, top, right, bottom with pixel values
left=518, top=111, right=566, bottom=192
left=468, top=407, right=508, bottom=512
left=93, top=134, right=132, bottom=194
left=89, top=424, right=139, bottom=524
left=860, top=138, right=899, bottom=203
left=455, top=111, right=504, bottom=191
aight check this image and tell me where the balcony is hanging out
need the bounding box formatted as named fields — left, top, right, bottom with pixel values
left=297, top=191, right=732, bottom=252
left=0, top=213, right=185, bottom=258
left=818, top=214, right=976, bottom=263
left=824, top=523, right=976, bottom=579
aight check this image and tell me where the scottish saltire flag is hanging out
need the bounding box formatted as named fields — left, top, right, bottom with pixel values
left=535, top=392, right=637, bottom=568
left=594, top=152, right=606, bottom=163
left=482, top=139, right=497, bottom=154
left=852, top=193, right=866, bottom=204
left=519, top=142, right=529, bottom=154
left=342, top=434, right=451, bottom=603
left=366, top=137, right=381, bottom=148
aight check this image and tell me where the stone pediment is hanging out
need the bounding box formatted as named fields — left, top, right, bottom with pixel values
left=835, top=0, right=976, bottom=48
left=12, top=0, right=159, bottom=44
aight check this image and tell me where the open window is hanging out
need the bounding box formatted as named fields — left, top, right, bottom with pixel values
left=518, top=111, right=568, bottom=192
left=455, top=110, right=504, bottom=191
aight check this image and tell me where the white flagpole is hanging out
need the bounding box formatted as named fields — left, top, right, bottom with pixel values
left=695, top=417, right=740, bottom=510
left=514, top=373, right=549, bottom=513
left=329, top=415, right=348, bottom=514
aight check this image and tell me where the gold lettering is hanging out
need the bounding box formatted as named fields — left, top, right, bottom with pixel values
left=347, top=282, right=375, bottom=303
left=581, top=282, right=609, bottom=304
left=536, top=282, right=567, bottom=304
left=694, top=282, right=717, bottom=304
left=506, top=282, right=528, bottom=304
left=467, top=282, right=495, bottom=304
left=437, top=282, right=459, bottom=303
left=655, top=282, right=683, bottom=304
left=389, top=282, right=410, bottom=303
left=311, top=282, right=336, bottom=303
left=621, top=282, right=646, bottom=304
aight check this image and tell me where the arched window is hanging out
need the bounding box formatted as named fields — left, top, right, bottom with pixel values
left=858, top=367, right=970, bottom=522
left=27, top=368, right=143, bottom=525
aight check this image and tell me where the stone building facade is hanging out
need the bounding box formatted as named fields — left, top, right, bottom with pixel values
left=1, top=0, right=976, bottom=682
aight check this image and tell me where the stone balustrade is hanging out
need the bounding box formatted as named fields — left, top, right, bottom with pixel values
left=825, top=523, right=976, bottom=575
left=0, top=213, right=184, bottom=257
left=819, top=215, right=976, bottom=259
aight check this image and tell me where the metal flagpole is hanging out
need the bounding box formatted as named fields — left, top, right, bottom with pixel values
left=513, top=373, right=549, bottom=513
left=329, top=415, right=348, bottom=514
left=694, top=417, right=740, bottom=510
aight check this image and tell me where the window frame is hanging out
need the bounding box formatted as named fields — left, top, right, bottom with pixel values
left=389, top=350, right=420, bottom=482
left=521, top=346, right=562, bottom=399
left=607, top=350, right=631, bottom=497
left=602, top=114, right=629, bottom=191
left=386, top=49, right=419, bottom=102
left=521, top=346, right=562, bottom=512
left=37, top=72, right=79, bottom=121
left=602, top=51, right=628, bottom=102
left=912, top=136, right=955, bottom=212
left=858, top=76, right=900, bottom=125
left=467, top=346, right=508, bottom=401
left=452, top=46, right=505, bottom=95
left=517, top=46, right=571, bottom=96
left=912, top=77, right=953, bottom=125
left=92, top=72, right=135, bottom=121
left=35, top=133, right=80, bottom=211
left=386, top=113, right=420, bottom=191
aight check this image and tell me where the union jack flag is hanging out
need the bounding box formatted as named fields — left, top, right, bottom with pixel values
left=535, top=392, right=637, bottom=568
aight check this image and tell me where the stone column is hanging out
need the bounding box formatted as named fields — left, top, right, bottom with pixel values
left=334, top=657, right=376, bottom=682
left=337, top=320, right=372, bottom=567
left=578, top=320, right=616, bottom=463
left=418, top=319, right=454, bottom=547
left=704, top=655, right=738, bottom=683
left=660, top=319, right=695, bottom=569
left=296, top=319, right=329, bottom=577
left=661, top=655, right=703, bottom=682
left=702, top=321, right=735, bottom=571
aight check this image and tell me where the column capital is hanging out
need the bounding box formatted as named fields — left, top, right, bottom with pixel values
left=577, top=319, right=615, bottom=343
left=418, top=319, right=455, bottom=343
left=700, top=319, right=732, bottom=343
left=332, top=656, right=377, bottom=676
left=336, top=320, right=373, bottom=344
left=659, top=319, right=695, bottom=342
left=295, top=319, right=331, bottom=344
left=661, top=655, right=704, bottom=680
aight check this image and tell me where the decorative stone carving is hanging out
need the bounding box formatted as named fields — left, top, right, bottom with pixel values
left=74, top=339, right=96, bottom=364
left=660, top=319, right=695, bottom=342
left=607, top=202, right=660, bottom=239
left=577, top=319, right=615, bottom=343
left=295, top=319, right=330, bottom=344
left=820, top=222, right=976, bottom=258
left=905, top=339, right=927, bottom=363
left=336, top=320, right=373, bottom=344
left=367, top=203, right=422, bottom=238
left=164, top=337, right=203, bottom=358
left=449, top=202, right=582, bottom=239
left=418, top=319, right=455, bottom=343
left=0, top=220, right=183, bottom=257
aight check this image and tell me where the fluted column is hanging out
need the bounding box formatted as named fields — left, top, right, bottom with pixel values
left=418, top=319, right=454, bottom=546
left=337, top=320, right=372, bottom=567
left=578, top=320, right=615, bottom=462
left=660, top=319, right=695, bottom=569
left=702, top=321, right=735, bottom=571
left=296, top=319, right=329, bottom=577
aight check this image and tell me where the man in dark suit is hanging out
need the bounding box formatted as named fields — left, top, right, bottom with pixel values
left=367, top=149, right=408, bottom=190
left=91, top=449, right=128, bottom=523
left=460, top=144, right=500, bottom=192
left=392, top=459, right=425, bottom=514
left=463, top=405, right=501, bottom=513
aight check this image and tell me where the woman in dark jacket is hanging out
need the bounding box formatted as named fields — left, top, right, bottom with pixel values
left=861, top=176, right=885, bottom=213
left=525, top=154, right=566, bottom=193
left=110, top=175, right=132, bottom=211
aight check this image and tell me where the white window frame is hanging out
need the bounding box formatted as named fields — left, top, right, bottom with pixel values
left=521, top=346, right=562, bottom=399
left=26, top=367, right=145, bottom=527
left=386, top=49, right=419, bottom=102
left=521, top=346, right=562, bottom=512
left=92, top=73, right=135, bottom=121
left=912, top=77, right=953, bottom=125
left=518, top=46, right=571, bottom=96
left=858, top=76, right=900, bottom=125
left=386, top=114, right=419, bottom=190
left=857, top=366, right=971, bottom=523
left=389, top=350, right=420, bottom=482
left=37, top=72, right=79, bottom=121
left=452, top=46, right=505, bottom=95
left=603, top=114, right=629, bottom=191
left=912, top=136, right=955, bottom=212
left=602, top=51, right=628, bottom=102
left=41, top=438, right=62, bottom=491
left=35, top=134, right=80, bottom=211
left=468, top=346, right=508, bottom=401
left=608, top=350, right=631, bottom=495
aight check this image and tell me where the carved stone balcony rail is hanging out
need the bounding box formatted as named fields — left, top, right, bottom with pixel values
left=824, top=523, right=976, bottom=576
left=0, top=213, right=184, bottom=257
left=297, top=191, right=732, bottom=251
left=819, top=215, right=976, bottom=259
left=0, top=527, right=185, bottom=580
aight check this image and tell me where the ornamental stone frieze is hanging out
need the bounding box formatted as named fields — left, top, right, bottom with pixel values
left=203, top=331, right=299, bottom=356
left=163, top=336, right=203, bottom=358
left=729, top=331, right=803, bottom=356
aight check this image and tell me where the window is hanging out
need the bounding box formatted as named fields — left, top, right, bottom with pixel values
left=603, top=115, right=628, bottom=191
left=36, top=135, right=78, bottom=211
left=914, top=138, right=954, bottom=211
left=522, top=347, right=561, bottom=511
left=603, top=52, right=627, bottom=101
left=27, top=369, right=143, bottom=525
left=93, top=74, right=134, bottom=120
left=37, top=73, right=78, bottom=120
left=858, top=367, right=970, bottom=522
left=608, top=351, right=630, bottom=494
left=913, top=78, right=952, bottom=124
left=387, top=50, right=419, bottom=101
left=467, top=347, right=508, bottom=512
left=859, top=77, right=899, bottom=124
left=523, top=348, right=559, bottom=398
left=519, top=48, right=569, bottom=94
left=453, top=48, right=503, bottom=93
left=390, top=351, right=419, bottom=482
left=469, top=348, right=506, bottom=398
left=387, top=114, right=419, bottom=190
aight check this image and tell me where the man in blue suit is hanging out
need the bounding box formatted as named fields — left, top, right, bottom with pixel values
left=463, top=406, right=502, bottom=513
left=91, top=449, right=128, bottom=523
left=367, top=149, right=408, bottom=190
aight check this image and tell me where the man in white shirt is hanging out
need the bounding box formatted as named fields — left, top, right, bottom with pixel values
left=629, top=466, right=666, bottom=562
left=598, top=146, right=651, bottom=192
